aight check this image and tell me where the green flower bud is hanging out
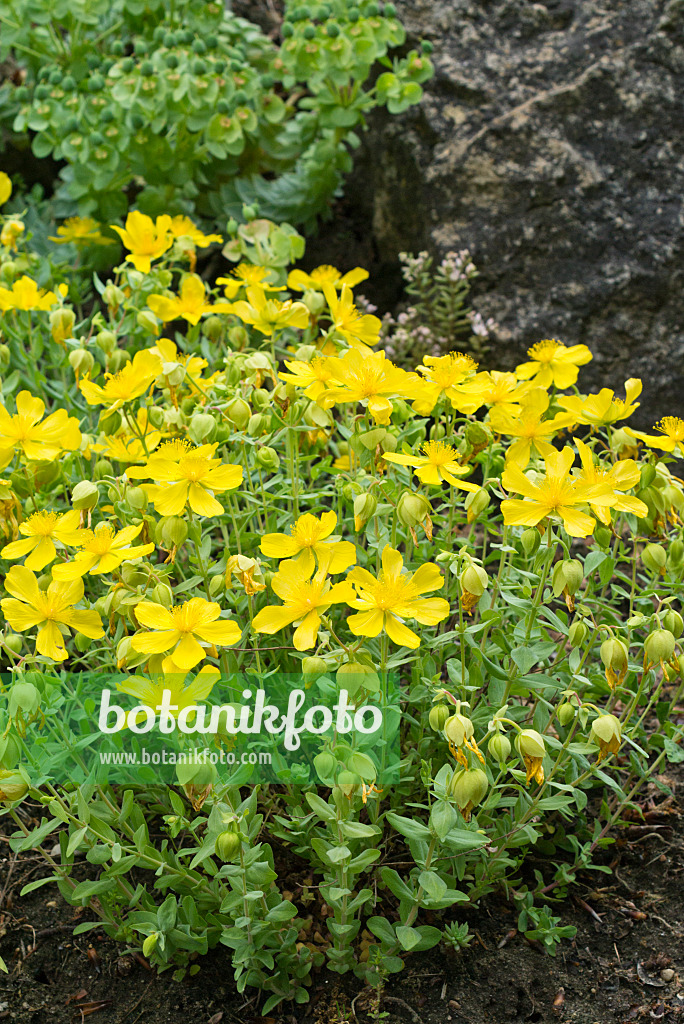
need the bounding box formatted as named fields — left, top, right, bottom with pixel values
left=644, top=629, right=676, bottom=665
left=640, top=463, right=656, bottom=489
left=3, top=633, right=22, bottom=655
left=50, top=307, right=75, bottom=344
left=9, top=681, right=40, bottom=718
left=247, top=413, right=269, bottom=437
left=158, top=516, right=188, bottom=549
left=142, top=932, right=159, bottom=958
left=464, top=421, right=491, bottom=449
left=662, top=609, right=684, bottom=639
left=302, top=288, right=326, bottom=315
left=443, top=712, right=474, bottom=747
left=124, top=485, right=147, bottom=510
left=568, top=620, right=588, bottom=647
left=448, top=767, right=488, bottom=817
left=72, top=481, right=99, bottom=510
left=150, top=583, right=173, bottom=609
left=520, top=527, right=541, bottom=556
left=120, top=564, right=147, bottom=587
left=642, top=543, right=667, bottom=574
left=516, top=729, right=545, bottom=760
left=487, top=732, right=511, bottom=763
left=188, top=413, right=216, bottom=444
left=203, top=315, right=224, bottom=341
left=0, top=345, right=9, bottom=371
left=552, top=558, right=584, bottom=597
left=589, top=713, right=621, bottom=759
left=335, top=769, right=360, bottom=798
left=116, top=636, right=133, bottom=666
left=251, top=388, right=272, bottom=411
left=99, top=409, right=122, bottom=435
left=429, top=704, right=450, bottom=732
left=103, top=284, right=125, bottom=310
left=557, top=702, right=576, bottom=726
left=97, top=330, right=117, bottom=355
left=668, top=539, right=684, bottom=570
left=226, top=397, right=251, bottom=430
left=302, top=656, right=327, bottom=680
left=313, top=750, right=336, bottom=780
left=93, top=458, right=114, bottom=480
left=108, top=349, right=131, bottom=373
left=593, top=524, right=612, bottom=548
left=136, top=310, right=159, bottom=336
left=0, top=769, right=29, bottom=803
left=255, top=446, right=280, bottom=471
left=600, top=637, right=629, bottom=672
left=460, top=563, right=488, bottom=597
left=397, top=491, right=431, bottom=528
left=228, top=325, right=249, bottom=349
left=68, top=349, right=95, bottom=376
left=465, top=487, right=490, bottom=523
left=215, top=829, right=241, bottom=862
left=354, top=493, right=377, bottom=531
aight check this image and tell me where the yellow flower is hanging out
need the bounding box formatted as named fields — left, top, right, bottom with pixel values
left=322, top=348, right=419, bottom=425
left=288, top=265, right=368, bottom=292
left=515, top=339, right=593, bottom=389
left=278, top=355, right=334, bottom=401
left=0, top=173, right=11, bottom=206
left=0, top=276, right=64, bottom=312
left=0, top=391, right=81, bottom=469
left=383, top=440, right=480, bottom=489
left=147, top=274, right=232, bottom=326
left=131, top=597, right=241, bottom=671
left=52, top=523, right=155, bottom=580
left=217, top=264, right=285, bottom=299
left=261, top=510, right=356, bottom=574
left=500, top=446, right=615, bottom=537
left=558, top=378, right=642, bottom=427
left=1, top=219, right=25, bottom=250
left=1, top=509, right=82, bottom=570
left=116, top=664, right=219, bottom=728
left=79, top=349, right=161, bottom=410
left=225, top=554, right=267, bottom=595
left=0, top=565, right=104, bottom=662
left=323, top=282, right=381, bottom=348
left=456, top=370, right=533, bottom=415
left=489, top=389, right=574, bottom=468
left=110, top=211, right=173, bottom=273
left=228, top=285, right=309, bottom=335
left=346, top=546, right=449, bottom=649
left=127, top=439, right=242, bottom=517
left=168, top=215, right=223, bottom=248
left=48, top=217, right=113, bottom=246
left=574, top=438, right=648, bottom=525
left=251, top=558, right=355, bottom=651
left=408, top=352, right=478, bottom=415
left=625, top=416, right=684, bottom=458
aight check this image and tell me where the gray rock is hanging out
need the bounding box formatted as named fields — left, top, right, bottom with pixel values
left=350, top=0, right=684, bottom=426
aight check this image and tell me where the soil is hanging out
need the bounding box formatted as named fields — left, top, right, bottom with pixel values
left=1, top=767, right=682, bottom=1024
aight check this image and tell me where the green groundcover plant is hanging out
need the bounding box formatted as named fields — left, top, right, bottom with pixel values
left=0, top=180, right=683, bottom=1013
left=0, top=0, right=432, bottom=227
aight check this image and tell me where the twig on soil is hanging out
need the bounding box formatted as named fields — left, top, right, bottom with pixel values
left=0, top=851, right=17, bottom=909
left=381, top=996, right=425, bottom=1024
left=118, top=980, right=154, bottom=1023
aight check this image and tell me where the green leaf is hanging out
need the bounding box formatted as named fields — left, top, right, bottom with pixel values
left=386, top=812, right=431, bottom=842
left=396, top=925, right=421, bottom=951
left=20, top=876, right=57, bottom=897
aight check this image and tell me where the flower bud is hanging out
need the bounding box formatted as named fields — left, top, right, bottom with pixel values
left=0, top=769, right=28, bottom=803
left=444, top=712, right=474, bottom=747
left=50, top=307, right=75, bottom=344
left=557, top=702, right=576, bottom=726
left=568, top=620, right=588, bottom=647
left=255, top=446, right=280, bottom=471
left=552, top=558, right=583, bottom=597
left=72, top=481, right=99, bottom=510
left=429, top=704, right=450, bottom=732
left=203, top=315, right=224, bottom=341
left=642, top=543, right=667, bottom=574
left=516, top=729, right=545, bottom=760
left=99, top=409, right=122, bottom=435
left=150, top=583, right=173, bottom=609
left=136, top=309, right=159, bottom=336
left=487, top=732, right=511, bottom=763
left=644, top=629, right=676, bottom=665
left=158, top=516, right=188, bottom=549
left=228, top=325, right=249, bottom=348
left=215, top=829, right=241, bottom=862
left=448, top=767, right=488, bottom=818
left=354, top=493, right=377, bottom=531
left=589, top=713, right=621, bottom=760
left=302, top=656, right=327, bottom=681
left=96, top=329, right=117, bottom=355
left=116, top=635, right=133, bottom=668
left=460, top=563, right=488, bottom=598
left=668, top=538, right=684, bottom=571
left=662, top=609, right=684, bottom=639
left=93, top=458, right=114, bottom=480
left=247, top=413, right=269, bottom=436
left=68, top=349, right=95, bottom=377
left=465, top=487, right=490, bottom=524
left=108, top=349, right=131, bottom=373
left=9, top=681, right=40, bottom=718
left=226, top=397, right=251, bottom=430
left=142, top=933, right=159, bottom=957
left=335, top=769, right=360, bottom=798
left=640, top=463, right=656, bottom=489
left=251, top=388, right=272, bottom=411
left=313, top=750, right=336, bottom=780
left=593, top=524, right=612, bottom=549
left=3, top=633, right=22, bottom=655
left=301, top=288, right=326, bottom=315
left=464, top=421, right=491, bottom=450
left=520, top=527, right=541, bottom=557
left=103, top=284, right=125, bottom=312
left=188, top=413, right=216, bottom=444
left=397, top=491, right=431, bottom=528
left=600, top=637, right=628, bottom=672
left=0, top=219, right=24, bottom=249
left=124, top=485, right=147, bottom=510
left=336, top=662, right=379, bottom=695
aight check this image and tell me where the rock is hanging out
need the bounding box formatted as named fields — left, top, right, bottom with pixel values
left=335, top=0, right=684, bottom=426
